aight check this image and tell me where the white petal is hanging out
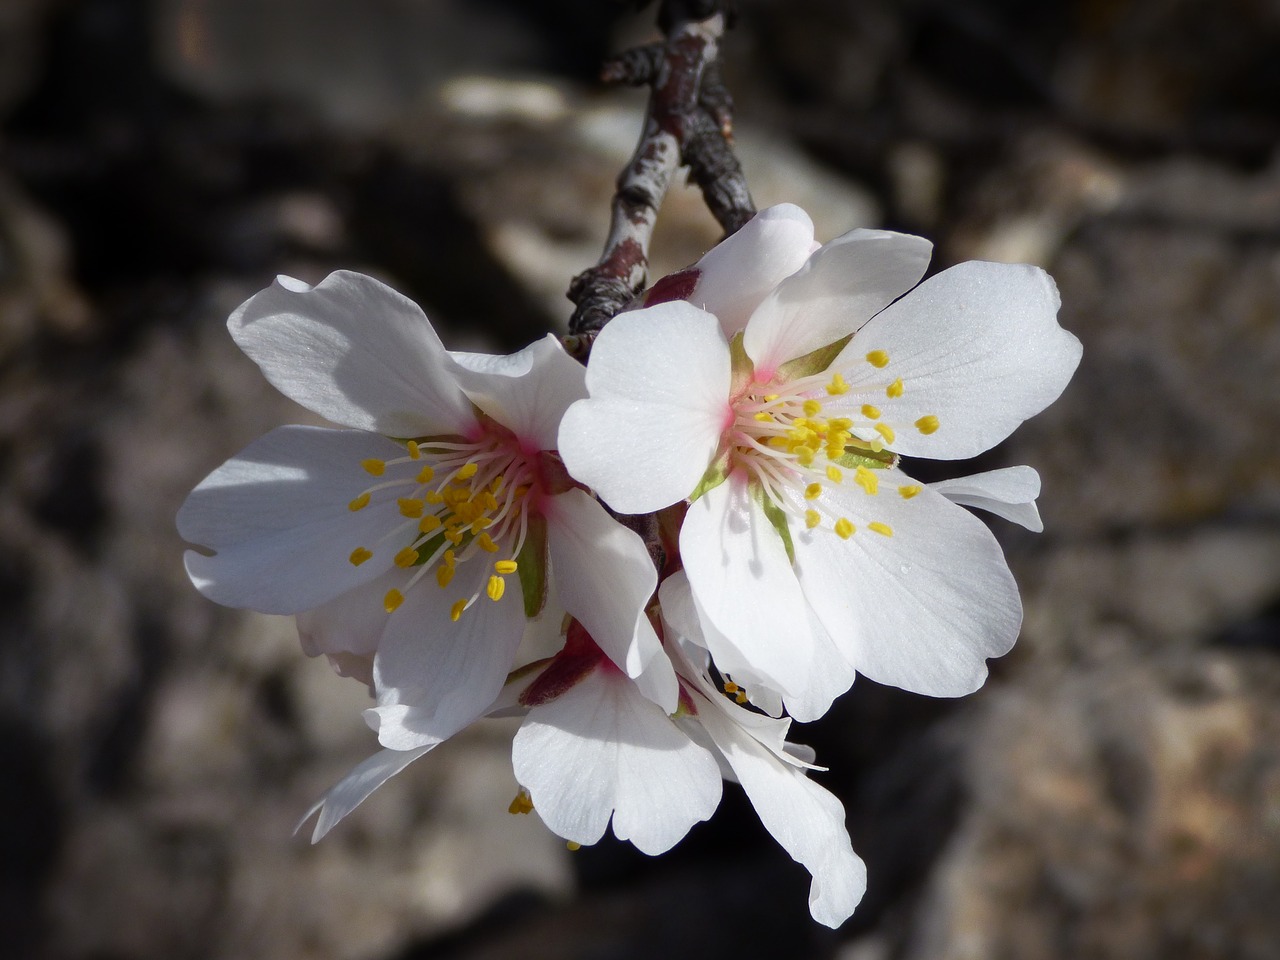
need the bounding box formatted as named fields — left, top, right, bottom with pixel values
left=450, top=335, right=586, bottom=452
left=691, top=203, right=816, bottom=336
left=791, top=472, right=1022, bottom=697
left=369, top=552, right=527, bottom=748
left=695, top=692, right=866, bottom=927
left=512, top=665, right=722, bottom=854
left=558, top=302, right=730, bottom=514
left=296, top=567, right=400, bottom=659
left=930, top=465, right=1043, bottom=532
left=229, top=271, right=476, bottom=436
left=545, top=490, right=678, bottom=712
left=743, top=229, right=933, bottom=376
left=839, top=261, right=1082, bottom=459
left=679, top=475, right=815, bottom=701
left=299, top=744, right=435, bottom=842
left=177, top=426, right=405, bottom=614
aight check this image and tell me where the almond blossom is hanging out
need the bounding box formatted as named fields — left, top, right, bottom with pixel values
left=177, top=270, right=675, bottom=756
left=559, top=204, right=1082, bottom=718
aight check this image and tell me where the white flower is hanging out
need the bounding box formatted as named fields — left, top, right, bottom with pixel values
left=559, top=205, right=1082, bottom=717
left=178, top=270, right=675, bottom=753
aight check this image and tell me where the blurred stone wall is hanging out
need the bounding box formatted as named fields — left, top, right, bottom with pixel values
left=1, top=1, right=1278, bottom=959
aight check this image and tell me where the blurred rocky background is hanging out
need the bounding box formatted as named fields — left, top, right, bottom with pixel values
left=2, top=0, right=1278, bottom=958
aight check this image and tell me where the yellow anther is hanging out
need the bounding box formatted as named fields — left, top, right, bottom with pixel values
left=854, top=466, right=880, bottom=495
left=865, top=350, right=890, bottom=368
left=828, top=417, right=853, bottom=431
left=868, top=522, right=894, bottom=537
left=898, top=485, right=922, bottom=499
left=804, top=482, right=823, bottom=500
left=416, top=465, right=435, bottom=483
left=470, top=518, right=494, bottom=534
left=795, top=446, right=817, bottom=467
left=834, top=518, right=855, bottom=539
left=513, top=485, right=530, bottom=498
left=477, top=532, right=499, bottom=553
left=886, top=378, right=904, bottom=399
left=494, top=560, right=518, bottom=574
left=861, top=404, right=881, bottom=420
left=361, top=459, right=386, bottom=477
left=566, top=841, right=582, bottom=852
left=418, top=515, right=442, bottom=534
left=802, top=399, right=823, bottom=417
left=487, top=575, right=506, bottom=602
left=508, top=789, right=533, bottom=815
left=397, top=497, right=424, bottom=518
left=805, top=509, right=821, bottom=530
left=443, top=549, right=457, bottom=567
left=826, top=465, right=844, bottom=484
left=450, top=599, right=467, bottom=621
left=762, top=393, right=779, bottom=402
left=394, top=546, right=419, bottom=568
left=915, top=415, right=940, bottom=435
left=826, top=373, right=850, bottom=396
left=384, top=589, right=404, bottom=613
left=348, top=547, right=373, bottom=566
left=407, top=440, right=421, bottom=460
left=436, top=565, right=455, bottom=589
left=482, top=492, right=499, bottom=512
left=753, top=411, right=774, bottom=422
left=723, top=681, right=740, bottom=694
left=444, top=528, right=464, bottom=545
left=868, top=439, right=885, bottom=453
left=348, top=492, right=371, bottom=512
left=735, top=692, right=748, bottom=704
left=424, top=492, right=443, bottom=506
left=457, top=462, right=479, bottom=480
left=875, top=423, right=896, bottom=444
left=489, top=476, right=504, bottom=494
left=767, top=436, right=789, bottom=449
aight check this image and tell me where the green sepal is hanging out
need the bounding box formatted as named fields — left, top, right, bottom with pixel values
left=776, top=334, right=852, bottom=382
left=757, top=488, right=796, bottom=565
left=728, top=331, right=755, bottom=395
left=516, top=514, right=549, bottom=618
left=689, top=450, right=732, bottom=503
left=833, top=445, right=898, bottom=472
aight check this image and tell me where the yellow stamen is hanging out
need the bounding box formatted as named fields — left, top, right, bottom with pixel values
left=875, top=423, right=896, bottom=444
left=866, top=350, right=890, bottom=368
left=487, top=575, right=506, bottom=602
left=723, top=681, right=740, bottom=694
left=424, top=490, right=444, bottom=504
left=508, top=789, right=533, bottom=815
left=384, top=589, right=404, bottom=613
left=457, top=462, right=478, bottom=480
left=436, top=565, right=455, bottom=589
left=477, top=532, right=499, bottom=553
left=898, top=485, right=922, bottom=499
left=834, top=518, right=855, bottom=539
left=361, top=459, right=386, bottom=477
left=854, top=466, right=880, bottom=495
left=566, top=841, right=582, bottom=852
left=754, top=411, right=773, bottom=422
left=444, top=528, right=464, bottom=545
left=416, top=465, right=435, bottom=483
left=826, top=465, right=843, bottom=484
left=915, top=415, right=940, bottom=435
left=861, top=404, right=881, bottom=420
left=407, top=440, right=421, bottom=460
left=802, top=399, right=822, bottom=417
left=868, top=522, right=894, bottom=537
left=735, top=692, right=748, bottom=704
left=419, top=515, right=442, bottom=534
left=826, top=373, right=850, bottom=396
left=348, top=492, right=371, bottom=512
left=887, top=377, right=904, bottom=399
left=805, top=509, right=821, bottom=530
left=397, top=497, right=424, bottom=518
left=494, top=560, right=518, bottom=574
left=804, top=482, right=822, bottom=500
left=394, top=546, right=419, bottom=568
left=450, top=599, right=467, bottom=621
left=348, top=547, right=373, bottom=566
left=763, top=393, right=779, bottom=402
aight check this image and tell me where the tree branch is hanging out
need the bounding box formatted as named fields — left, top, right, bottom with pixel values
left=565, top=0, right=754, bottom=357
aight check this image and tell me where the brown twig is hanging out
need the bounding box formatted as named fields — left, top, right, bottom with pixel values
left=566, top=0, right=754, bottom=356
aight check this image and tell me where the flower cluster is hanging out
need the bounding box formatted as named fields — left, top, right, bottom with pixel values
left=178, top=204, right=1081, bottom=927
